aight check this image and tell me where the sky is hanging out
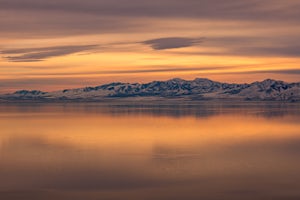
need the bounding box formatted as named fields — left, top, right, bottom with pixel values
left=1, top=0, right=300, bottom=92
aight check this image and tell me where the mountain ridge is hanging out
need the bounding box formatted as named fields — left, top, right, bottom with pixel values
left=1, top=78, right=300, bottom=102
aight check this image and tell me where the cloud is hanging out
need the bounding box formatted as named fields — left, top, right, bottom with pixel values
left=0, top=66, right=223, bottom=77
left=163, top=35, right=300, bottom=58
left=1, top=0, right=300, bottom=22
left=232, top=46, right=300, bottom=57
left=142, top=37, right=204, bottom=50
left=1, top=0, right=300, bottom=38
left=241, top=69, right=300, bottom=75
left=210, top=69, right=300, bottom=76
left=1, top=45, right=99, bottom=62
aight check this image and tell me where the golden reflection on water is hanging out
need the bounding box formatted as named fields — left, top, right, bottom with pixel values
left=0, top=103, right=300, bottom=200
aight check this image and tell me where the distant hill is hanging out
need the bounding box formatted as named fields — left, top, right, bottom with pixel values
left=1, top=78, right=300, bottom=102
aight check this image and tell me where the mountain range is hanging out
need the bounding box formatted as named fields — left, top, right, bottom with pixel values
left=1, top=78, right=300, bottom=102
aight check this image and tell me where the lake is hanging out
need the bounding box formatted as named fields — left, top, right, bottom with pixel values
left=0, top=102, right=300, bottom=200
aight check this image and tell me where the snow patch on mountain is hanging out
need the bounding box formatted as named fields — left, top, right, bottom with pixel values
left=1, top=78, right=299, bottom=102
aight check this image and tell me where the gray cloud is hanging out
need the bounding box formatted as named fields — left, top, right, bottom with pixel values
left=142, top=37, right=203, bottom=50
left=1, top=0, right=300, bottom=38
left=202, top=36, right=300, bottom=58
left=1, top=0, right=300, bottom=61
left=166, top=35, right=300, bottom=58
left=1, top=0, right=300, bottom=22
left=0, top=10, right=141, bottom=38
left=232, top=46, right=300, bottom=57
left=1, top=45, right=99, bottom=62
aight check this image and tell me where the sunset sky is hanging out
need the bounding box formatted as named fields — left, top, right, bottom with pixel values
left=1, top=0, right=300, bottom=92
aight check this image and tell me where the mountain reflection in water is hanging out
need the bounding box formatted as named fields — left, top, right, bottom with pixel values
left=0, top=102, right=300, bottom=200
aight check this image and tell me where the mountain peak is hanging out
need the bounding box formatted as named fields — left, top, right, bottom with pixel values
left=261, top=79, right=280, bottom=83
left=167, top=78, right=186, bottom=82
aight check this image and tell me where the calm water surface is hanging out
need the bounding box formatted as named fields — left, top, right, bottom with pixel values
left=0, top=102, right=300, bottom=200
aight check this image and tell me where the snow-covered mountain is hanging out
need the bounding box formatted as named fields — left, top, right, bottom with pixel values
left=1, top=78, right=300, bottom=102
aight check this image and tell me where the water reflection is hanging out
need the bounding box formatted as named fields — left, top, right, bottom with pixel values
left=0, top=103, right=300, bottom=200
left=1, top=102, right=300, bottom=119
